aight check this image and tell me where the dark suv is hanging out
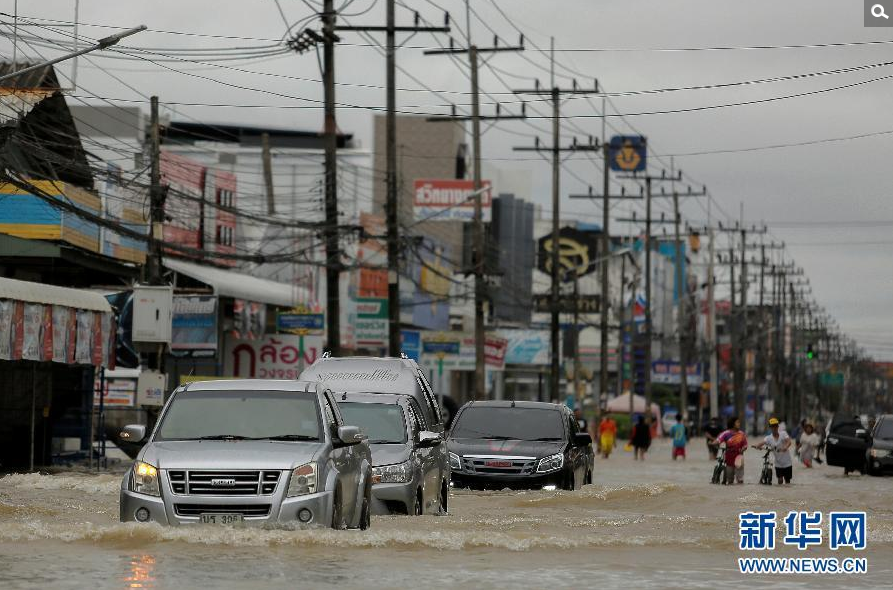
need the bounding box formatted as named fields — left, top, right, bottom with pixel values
left=447, top=401, right=593, bottom=491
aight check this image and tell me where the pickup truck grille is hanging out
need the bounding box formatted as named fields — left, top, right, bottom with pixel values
left=462, top=457, right=537, bottom=475
left=167, top=470, right=282, bottom=496
left=174, top=504, right=271, bottom=517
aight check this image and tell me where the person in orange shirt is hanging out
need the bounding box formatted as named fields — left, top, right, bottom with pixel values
left=599, top=416, right=618, bottom=459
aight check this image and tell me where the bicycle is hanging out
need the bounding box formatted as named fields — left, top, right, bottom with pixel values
left=753, top=445, right=773, bottom=485
left=710, top=443, right=728, bottom=485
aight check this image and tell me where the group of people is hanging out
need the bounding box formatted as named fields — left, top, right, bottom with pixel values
left=593, top=411, right=825, bottom=485
left=703, top=415, right=824, bottom=485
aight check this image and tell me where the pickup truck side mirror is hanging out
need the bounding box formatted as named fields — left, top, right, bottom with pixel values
left=120, top=424, right=147, bottom=442
left=574, top=432, right=592, bottom=447
left=337, top=425, right=365, bottom=447
left=417, top=431, right=442, bottom=448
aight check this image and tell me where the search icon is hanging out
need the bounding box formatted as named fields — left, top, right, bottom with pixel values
left=872, top=4, right=889, bottom=18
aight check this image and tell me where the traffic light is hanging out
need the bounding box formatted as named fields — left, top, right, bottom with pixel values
left=806, top=343, right=815, bottom=360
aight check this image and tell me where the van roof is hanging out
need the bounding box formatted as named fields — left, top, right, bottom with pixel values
left=299, top=357, right=421, bottom=394
left=181, top=379, right=320, bottom=393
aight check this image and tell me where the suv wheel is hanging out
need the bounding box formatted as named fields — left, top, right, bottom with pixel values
left=331, top=488, right=343, bottom=529
left=359, top=483, right=371, bottom=530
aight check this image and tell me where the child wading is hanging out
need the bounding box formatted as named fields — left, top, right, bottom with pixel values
left=670, top=413, right=687, bottom=460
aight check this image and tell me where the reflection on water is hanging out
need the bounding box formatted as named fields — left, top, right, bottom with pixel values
left=123, top=555, right=156, bottom=589
left=0, top=439, right=890, bottom=589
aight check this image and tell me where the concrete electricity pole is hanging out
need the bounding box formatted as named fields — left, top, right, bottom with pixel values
left=322, top=0, right=341, bottom=355
left=426, top=31, right=524, bottom=399
left=337, top=4, right=449, bottom=357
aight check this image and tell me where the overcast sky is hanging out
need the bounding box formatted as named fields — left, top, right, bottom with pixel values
left=3, top=0, right=892, bottom=359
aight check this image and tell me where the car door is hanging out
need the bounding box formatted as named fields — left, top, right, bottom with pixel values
left=410, top=399, right=441, bottom=511
left=415, top=369, right=444, bottom=433
left=323, top=393, right=358, bottom=522
left=825, top=418, right=869, bottom=471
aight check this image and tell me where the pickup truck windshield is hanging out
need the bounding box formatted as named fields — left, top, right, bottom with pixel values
left=450, top=407, right=565, bottom=441
left=155, top=390, right=321, bottom=441
left=339, top=402, right=407, bottom=444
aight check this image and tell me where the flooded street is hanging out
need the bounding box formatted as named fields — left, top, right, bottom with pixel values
left=1, top=439, right=889, bottom=589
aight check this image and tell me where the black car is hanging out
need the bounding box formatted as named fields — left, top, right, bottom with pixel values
left=825, top=416, right=869, bottom=475
left=447, top=401, right=593, bottom=491
left=867, top=414, right=893, bottom=476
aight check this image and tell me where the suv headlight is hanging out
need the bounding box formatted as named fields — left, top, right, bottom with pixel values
left=287, top=463, right=318, bottom=497
left=870, top=449, right=892, bottom=458
left=130, top=461, right=160, bottom=496
left=536, top=453, right=564, bottom=473
left=448, top=452, right=461, bottom=470
left=372, top=461, right=411, bottom=484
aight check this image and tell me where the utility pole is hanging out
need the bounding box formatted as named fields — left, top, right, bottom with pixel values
left=570, top=184, right=644, bottom=421
left=337, top=5, right=449, bottom=357
left=261, top=132, right=275, bottom=215
left=426, top=31, right=524, bottom=399
left=322, top=0, right=341, bottom=355
left=514, top=71, right=599, bottom=403
left=707, top=206, right=718, bottom=418
left=147, top=95, right=163, bottom=286
left=616, top=170, right=695, bottom=425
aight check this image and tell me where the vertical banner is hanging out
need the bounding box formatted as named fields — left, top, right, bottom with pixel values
left=0, top=299, right=13, bottom=360
left=92, top=312, right=104, bottom=367
left=52, top=305, right=72, bottom=363
left=11, top=301, right=24, bottom=360
left=41, top=304, right=53, bottom=361
left=21, top=303, right=43, bottom=361
left=75, top=310, right=94, bottom=365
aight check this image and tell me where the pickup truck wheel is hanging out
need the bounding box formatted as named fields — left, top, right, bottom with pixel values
left=439, top=480, right=449, bottom=515
left=331, top=489, right=343, bottom=530
left=413, top=491, right=423, bottom=516
left=359, top=484, right=371, bottom=530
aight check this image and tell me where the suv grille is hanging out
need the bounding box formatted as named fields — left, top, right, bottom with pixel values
left=167, top=470, right=282, bottom=496
left=462, top=457, right=537, bottom=475
left=174, top=504, right=271, bottom=517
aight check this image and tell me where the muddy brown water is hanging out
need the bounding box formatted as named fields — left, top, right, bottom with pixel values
left=0, top=438, right=889, bottom=589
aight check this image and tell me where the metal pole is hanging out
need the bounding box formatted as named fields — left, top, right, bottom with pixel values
left=98, top=366, right=106, bottom=468
left=29, top=364, right=35, bottom=471
left=707, top=203, right=718, bottom=418
left=617, top=253, right=626, bottom=398
left=644, top=177, right=653, bottom=424
left=598, top=140, right=610, bottom=423
left=672, top=188, right=688, bottom=421
left=385, top=0, right=401, bottom=357
left=262, top=132, right=275, bottom=215
left=549, top=84, right=561, bottom=404
left=323, top=0, right=341, bottom=355
left=738, top=225, right=748, bottom=424
left=573, top=273, right=582, bottom=408
left=148, top=96, right=162, bottom=285
left=471, top=45, right=486, bottom=400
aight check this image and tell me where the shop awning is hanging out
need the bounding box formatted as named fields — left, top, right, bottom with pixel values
left=165, top=258, right=308, bottom=308
left=0, top=276, right=112, bottom=312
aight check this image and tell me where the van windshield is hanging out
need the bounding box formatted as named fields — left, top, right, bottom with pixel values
left=156, top=390, right=321, bottom=441
left=339, top=402, right=407, bottom=444
left=450, top=407, right=565, bottom=441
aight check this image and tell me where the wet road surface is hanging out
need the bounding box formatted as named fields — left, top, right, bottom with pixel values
left=1, top=438, right=889, bottom=589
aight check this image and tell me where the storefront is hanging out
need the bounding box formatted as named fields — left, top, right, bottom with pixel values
left=0, top=277, right=115, bottom=469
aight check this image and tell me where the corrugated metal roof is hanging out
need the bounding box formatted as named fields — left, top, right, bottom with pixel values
left=165, top=258, right=309, bottom=307
left=0, top=276, right=112, bottom=312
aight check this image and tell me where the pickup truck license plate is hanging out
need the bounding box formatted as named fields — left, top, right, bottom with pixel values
left=484, top=460, right=512, bottom=468
left=199, top=513, right=243, bottom=525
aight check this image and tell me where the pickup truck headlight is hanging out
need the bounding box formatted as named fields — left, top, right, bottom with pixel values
left=372, top=461, right=411, bottom=484
left=870, top=448, right=892, bottom=458
left=448, top=452, right=461, bottom=470
left=287, top=463, right=318, bottom=497
left=536, top=453, right=564, bottom=473
left=130, top=461, right=160, bottom=496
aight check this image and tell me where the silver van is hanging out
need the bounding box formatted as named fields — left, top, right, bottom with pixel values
left=300, top=356, right=446, bottom=433
left=337, top=392, right=449, bottom=515
left=118, top=379, right=372, bottom=528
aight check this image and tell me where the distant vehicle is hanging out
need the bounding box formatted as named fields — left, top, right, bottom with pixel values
left=118, top=379, right=372, bottom=528
left=300, top=355, right=454, bottom=431
left=337, top=392, right=450, bottom=515
left=447, top=401, right=593, bottom=491
left=825, top=415, right=869, bottom=475
left=867, top=414, right=893, bottom=476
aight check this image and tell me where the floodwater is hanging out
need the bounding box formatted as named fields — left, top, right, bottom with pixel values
left=1, top=438, right=889, bottom=589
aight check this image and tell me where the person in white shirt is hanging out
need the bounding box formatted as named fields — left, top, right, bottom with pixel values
left=799, top=423, right=821, bottom=468
left=755, top=417, right=793, bottom=484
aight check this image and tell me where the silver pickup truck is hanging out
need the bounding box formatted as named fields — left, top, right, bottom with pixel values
left=118, top=379, right=372, bottom=529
